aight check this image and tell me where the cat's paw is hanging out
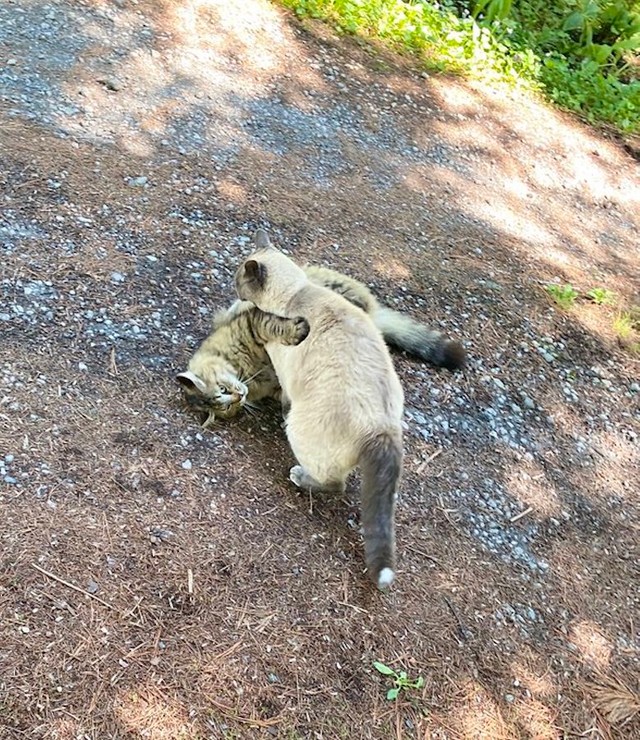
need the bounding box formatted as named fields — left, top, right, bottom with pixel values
left=290, top=317, right=310, bottom=345
left=289, top=465, right=306, bottom=488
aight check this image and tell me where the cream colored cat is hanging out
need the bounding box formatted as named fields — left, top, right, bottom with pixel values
left=235, top=230, right=404, bottom=589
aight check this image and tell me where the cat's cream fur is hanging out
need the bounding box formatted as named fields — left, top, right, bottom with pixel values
left=235, top=230, right=404, bottom=589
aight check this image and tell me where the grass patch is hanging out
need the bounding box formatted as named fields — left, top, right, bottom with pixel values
left=613, top=310, right=640, bottom=353
left=278, top=0, right=640, bottom=134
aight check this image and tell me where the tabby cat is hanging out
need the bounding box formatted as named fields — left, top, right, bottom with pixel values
left=235, top=230, right=404, bottom=588
left=178, top=257, right=465, bottom=426
left=177, top=307, right=309, bottom=425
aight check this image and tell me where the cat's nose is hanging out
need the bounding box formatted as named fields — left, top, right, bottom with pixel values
left=231, top=392, right=241, bottom=402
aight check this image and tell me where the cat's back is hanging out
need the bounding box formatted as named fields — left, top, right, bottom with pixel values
left=271, top=285, right=403, bottom=419
left=304, top=265, right=377, bottom=314
left=301, top=286, right=389, bottom=360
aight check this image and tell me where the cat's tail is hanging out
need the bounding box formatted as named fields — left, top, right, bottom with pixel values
left=359, top=431, right=403, bottom=589
left=373, top=306, right=466, bottom=371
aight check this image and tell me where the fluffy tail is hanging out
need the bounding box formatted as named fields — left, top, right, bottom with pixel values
left=374, top=307, right=466, bottom=371
left=359, top=432, right=403, bottom=589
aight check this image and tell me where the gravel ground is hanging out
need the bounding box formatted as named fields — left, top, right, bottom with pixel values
left=1, top=1, right=639, bottom=738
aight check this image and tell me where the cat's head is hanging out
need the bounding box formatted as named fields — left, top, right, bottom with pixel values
left=235, top=230, right=306, bottom=310
left=176, top=361, right=248, bottom=424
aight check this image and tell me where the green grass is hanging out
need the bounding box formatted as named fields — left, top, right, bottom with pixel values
left=613, top=311, right=640, bottom=351
left=278, top=0, right=640, bottom=134
left=280, top=0, right=542, bottom=85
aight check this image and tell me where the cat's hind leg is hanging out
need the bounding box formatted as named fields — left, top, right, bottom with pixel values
left=289, top=465, right=345, bottom=494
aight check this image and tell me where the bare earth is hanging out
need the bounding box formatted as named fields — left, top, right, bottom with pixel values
left=1, top=1, right=639, bottom=738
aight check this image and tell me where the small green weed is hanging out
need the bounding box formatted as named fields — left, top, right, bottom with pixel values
left=587, top=287, right=614, bottom=305
left=373, top=661, right=424, bottom=701
left=545, top=283, right=580, bottom=309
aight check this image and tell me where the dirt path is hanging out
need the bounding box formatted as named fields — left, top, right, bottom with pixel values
left=1, top=1, right=639, bottom=737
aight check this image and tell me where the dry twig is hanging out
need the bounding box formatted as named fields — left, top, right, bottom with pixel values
left=31, top=563, right=114, bottom=610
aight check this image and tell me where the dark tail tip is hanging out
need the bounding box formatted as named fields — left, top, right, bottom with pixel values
left=440, top=340, right=466, bottom=371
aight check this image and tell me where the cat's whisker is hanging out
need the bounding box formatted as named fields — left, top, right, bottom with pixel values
left=241, top=368, right=265, bottom=386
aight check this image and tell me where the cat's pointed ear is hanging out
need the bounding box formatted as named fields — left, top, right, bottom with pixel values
left=176, top=371, right=207, bottom=393
left=243, top=259, right=267, bottom=288
left=254, top=229, right=272, bottom=249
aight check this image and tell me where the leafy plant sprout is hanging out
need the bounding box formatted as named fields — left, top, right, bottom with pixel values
left=587, top=287, right=614, bottom=305
left=545, top=283, right=579, bottom=309
left=373, top=661, right=425, bottom=701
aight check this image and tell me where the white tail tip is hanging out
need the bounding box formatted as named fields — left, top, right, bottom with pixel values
left=377, top=567, right=395, bottom=589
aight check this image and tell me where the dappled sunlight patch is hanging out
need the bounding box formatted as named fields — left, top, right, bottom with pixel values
left=114, top=684, right=196, bottom=739
left=431, top=78, right=483, bottom=115
left=589, top=427, right=640, bottom=471
left=472, top=201, right=555, bottom=250
left=373, top=258, right=411, bottom=281
left=52, top=0, right=328, bottom=155
left=509, top=697, right=559, bottom=740
left=564, top=299, right=619, bottom=350
left=422, top=79, right=637, bottom=297
left=455, top=680, right=514, bottom=740
left=570, top=620, right=613, bottom=672
left=543, top=402, right=638, bottom=505
left=216, top=178, right=248, bottom=206
left=47, top=718, right=80, bottom=740
left=504, top=465, right=562, bottom=518
left=512, top=657, right=556, bottom=700
left=502, top=175, right=530, bottom=201
left=168, top=0, right=288, bottom=76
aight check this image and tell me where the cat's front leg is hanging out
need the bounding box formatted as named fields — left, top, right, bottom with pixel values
left=211, top=300, right=254, bottom=330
